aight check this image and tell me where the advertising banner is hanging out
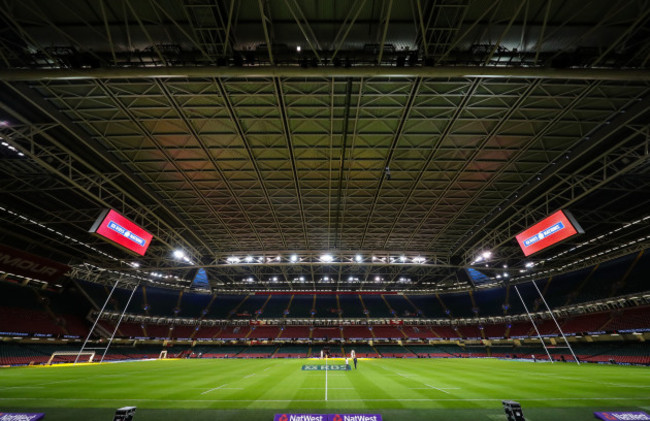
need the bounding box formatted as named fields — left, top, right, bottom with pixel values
left=0, top=244, right=69, bottom=282
left=594, top=412, right=650, bottom=420
left=0, top=413, right=46, bottom=421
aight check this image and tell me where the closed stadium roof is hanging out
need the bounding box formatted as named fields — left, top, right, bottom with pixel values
left=0, top=0, right=649, bottom=292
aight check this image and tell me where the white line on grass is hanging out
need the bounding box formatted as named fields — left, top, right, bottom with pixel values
left=244, top=373, right=256, bottom=379
left=3, top=397, right=649, bottom=403
left=395, top=372, right=459, bottom=393
left=532, top=372, right=650, bottom=388
left=200, top=384, right=228, bottom=395
left=325, top=356, right=328, bottom=401
left=425, top=384, right=450, bottom=394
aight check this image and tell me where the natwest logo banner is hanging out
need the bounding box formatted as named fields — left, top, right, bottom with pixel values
left=274, top=415, right=382, bottom=421
left=0, top=413, right=46, bottom=421
left=331, top=415, right=382, bottom=421
left=515, top=209, right=583, bottom=256
left=274, top=415, right=326, bottom=421
left=0, top=244, right=69, bottom=282
left=594, top=412, right=650, bottom=420
left=89, top=209, right=153, bottom=256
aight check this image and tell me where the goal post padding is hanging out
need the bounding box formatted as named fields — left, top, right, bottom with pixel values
left=159, top=350, right=168, bottom=359
left=48, top=351, right=95, bottom=365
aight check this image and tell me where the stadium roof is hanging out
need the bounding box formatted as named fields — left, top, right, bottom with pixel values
left=0, top=0, right=649, bottom=292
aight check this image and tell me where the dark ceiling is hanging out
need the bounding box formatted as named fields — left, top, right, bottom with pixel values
left=0, top=0, right=649, bottom=292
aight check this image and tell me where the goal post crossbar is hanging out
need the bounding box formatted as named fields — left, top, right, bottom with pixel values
left=49, top=351, right=95, bottom=365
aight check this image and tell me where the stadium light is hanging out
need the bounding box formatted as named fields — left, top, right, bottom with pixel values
left=355, top=254, right=363, bottom=262
left=227, top=256, right=240, bottom=264
left=290, top=254, right=298, bottom=263
left=321, top=254, right=334, bottom=262
left=482, top=251, right=492, bottom=259
left=245, top=255, right=253, bottom=263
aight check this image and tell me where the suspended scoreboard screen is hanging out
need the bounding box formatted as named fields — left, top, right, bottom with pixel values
left=89, top=209, right=153, bottom=256
left=515, top=209, right=584, bottom=256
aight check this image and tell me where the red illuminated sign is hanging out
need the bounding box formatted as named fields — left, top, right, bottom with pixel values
left=515, top=210, right=583, bottom=256
left=89, top=209, right=153, bottom=256
left=0, top=244, right=69, bottom=282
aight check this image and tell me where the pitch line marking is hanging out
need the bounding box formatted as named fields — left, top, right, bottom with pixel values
left=325, top=356, right=328, bottom=401
left=201, top=384, right=228, bottom=395
left=3, top=397, right=650, bottom=403
left=425, top=384, right=450, bottom=394
left=394, top=372, right=460, bottom=393
left=244, top=373, right=256, bottom=379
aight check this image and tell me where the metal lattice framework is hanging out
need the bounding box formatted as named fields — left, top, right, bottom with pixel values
left=0, top=0, right=649, bottom=292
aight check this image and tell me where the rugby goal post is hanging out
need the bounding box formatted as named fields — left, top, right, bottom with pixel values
left=48, top=351, right=95, bottom=365
left=159, top=350, right=168, bottom=359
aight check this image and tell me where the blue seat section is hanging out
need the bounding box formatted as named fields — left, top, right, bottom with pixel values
left=259, top=295, right=291, bottom=318
left=407, top=295, right=447, bottom=318
left=384, top=295, right=418, bottom=318
left=76, top=280, right=113, bottom=309
left=180, top=292, right=213, bottom=318
left=43, top=285, right=85, bottom=315
left=77, top=280, right=140, bottom=313
left=472, top=287, right=507, bottom=316
left=207, top=295, right=246, bottom=319
left=0, top=281, right=39, bottom=308
left=547, top=267, right=592, bottom=307
left=441, top=292, right=474, bottom=317
left=289, top=294, right=314, bottom=317
left=236, top=295, right=270, bottom=317
left=143, top=287, right=181, bottom=316
left=108, top=286, right=145, bottom=314
left=541, top=271, right=583, bottom=309
left=507, top=281, right=543, bottom=315
left=338, top=295, right=366, bottom=318
left=362, top=295, right=391, bottom=317
left=620, top=251, right=650, bottom=296
left=315, top=295, right=339, bottom=318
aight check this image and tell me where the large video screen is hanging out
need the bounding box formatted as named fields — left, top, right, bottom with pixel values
left=515, top=209, right=583, bottom=256
left=89, top=209, right=153, bottom=256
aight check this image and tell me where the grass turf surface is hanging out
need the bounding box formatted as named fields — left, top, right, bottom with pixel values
left=1, top=358, right=649, bottom=420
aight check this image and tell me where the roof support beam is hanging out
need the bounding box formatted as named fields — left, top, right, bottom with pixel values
left=1, top=67, right=648, bottom=81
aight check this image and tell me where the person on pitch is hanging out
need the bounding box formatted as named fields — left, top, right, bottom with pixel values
left=351, top=349, right=357, bottom=369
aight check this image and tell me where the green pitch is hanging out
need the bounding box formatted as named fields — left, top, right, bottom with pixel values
left=1, top=358, right=649, bottom=420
